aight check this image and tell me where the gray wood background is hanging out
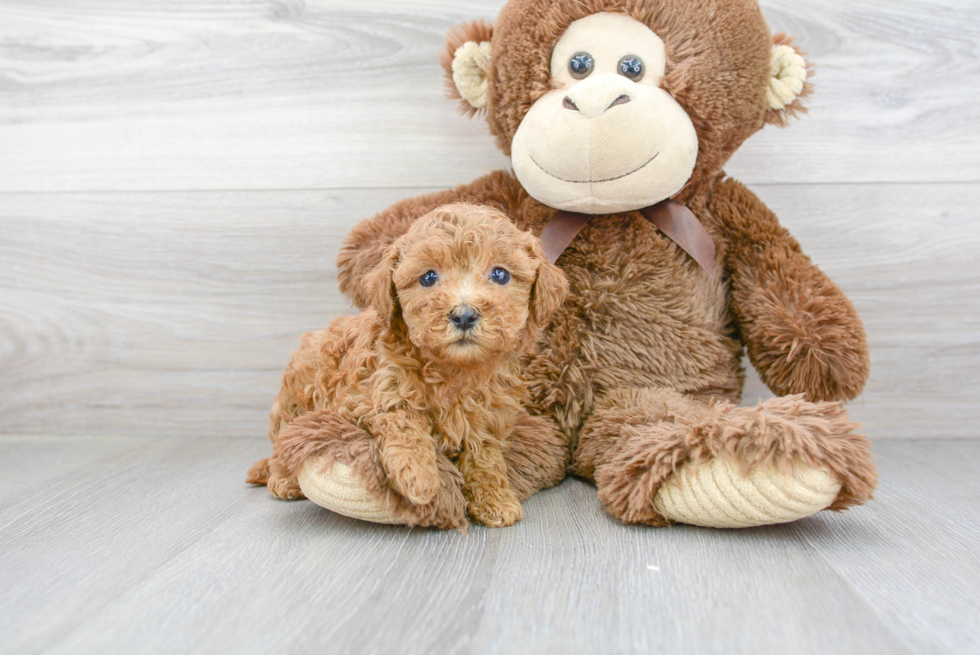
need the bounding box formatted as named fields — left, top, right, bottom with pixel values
left=1, top=0, right=979, bottom=439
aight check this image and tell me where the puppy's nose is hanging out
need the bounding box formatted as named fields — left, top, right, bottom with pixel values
left=450, top=306, right=479, bottom=332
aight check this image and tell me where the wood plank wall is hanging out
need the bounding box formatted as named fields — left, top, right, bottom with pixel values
left=1, top=0, right=978, bottom=439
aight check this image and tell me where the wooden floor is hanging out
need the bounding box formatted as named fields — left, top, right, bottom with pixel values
left=0, top=437, right=977, bottom=654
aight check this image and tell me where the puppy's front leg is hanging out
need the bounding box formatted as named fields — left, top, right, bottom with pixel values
left=370, top=410, right=441, bottom=505
left=458, top=438, right=523, bottom=528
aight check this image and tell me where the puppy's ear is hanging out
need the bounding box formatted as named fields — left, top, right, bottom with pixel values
left=523, top=234, right=568, bottom=337
left=365, top=243, right=401, bottom=327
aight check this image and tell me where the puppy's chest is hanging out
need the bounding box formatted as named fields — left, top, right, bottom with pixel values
left=428, top=403, right=499, bottom=457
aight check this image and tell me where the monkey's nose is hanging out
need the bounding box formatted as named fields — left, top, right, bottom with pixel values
left=563, top=74, right=637, bottom=118
left=608, top=94, right=631, bottom=109
left=565, top=93, right=631, bottom=114
left=450, top=306, right=479, bottom=332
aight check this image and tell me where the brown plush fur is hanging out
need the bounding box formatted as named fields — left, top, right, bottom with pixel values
left=249, top=204, right=568, bottom=527
left=323, top=0, right=876, bottom=527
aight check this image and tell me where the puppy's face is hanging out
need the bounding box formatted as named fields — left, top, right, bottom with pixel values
left=368, top=204, right=567, bottom=366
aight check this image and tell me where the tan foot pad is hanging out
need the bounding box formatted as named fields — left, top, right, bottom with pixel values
left=297, top=458, right=405, bottom=524
left=653, top=458, right=841, bottom=529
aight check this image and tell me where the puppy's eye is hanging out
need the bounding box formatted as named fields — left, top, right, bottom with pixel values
left=419, top=270, right=438, bottom=287
left=569, top=52, right=594, bottom=80
left=617, top=55, right=645, bottom=81
left=489, top=267, right=511, bottom=285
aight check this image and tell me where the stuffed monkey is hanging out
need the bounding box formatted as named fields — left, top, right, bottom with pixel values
left=250, top=0, right=876, bottom=529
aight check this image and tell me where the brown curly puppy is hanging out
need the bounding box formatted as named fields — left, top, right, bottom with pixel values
left=247, top=203, right=567, bottom=527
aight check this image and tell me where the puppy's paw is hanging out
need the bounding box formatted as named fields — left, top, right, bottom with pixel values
left=468, top=492, right=524, bottom=528
left=385, top=457, right=441, bottom=505
left=268, top=473, right=304, bottom=500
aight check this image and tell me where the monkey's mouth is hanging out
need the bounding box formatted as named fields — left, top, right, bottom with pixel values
left=530, top=152, right=659, bottom=184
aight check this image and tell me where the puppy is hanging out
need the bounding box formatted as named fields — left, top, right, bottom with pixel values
left=248, top=203, right=567, bottom=527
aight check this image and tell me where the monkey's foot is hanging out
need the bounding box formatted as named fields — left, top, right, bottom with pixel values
left=275, top=409, right=567, bottom=529
left=275, top=410, right=468, bottom=530
left=653, top=457, right=840, bottom=528
left=297, top=459, right=399, bottom=524
left=578, top=392, right=877, bottom=528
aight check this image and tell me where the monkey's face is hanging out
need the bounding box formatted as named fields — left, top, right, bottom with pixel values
left=510, top=13, right=698, bottom=214
left=443, top=1, right=810, bottom=213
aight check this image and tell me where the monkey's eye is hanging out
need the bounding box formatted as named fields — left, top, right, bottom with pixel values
left=617, top=55, right=645, bottom=82
left=489, top=267, right=511, bottom=285
left=569, top=52, right=594, bottom=79
left=419, top=270, right=439, bottom=287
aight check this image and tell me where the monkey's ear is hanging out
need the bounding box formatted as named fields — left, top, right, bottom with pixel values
left=764, top=34, right=813, bottom=127
left=440, top=20, right=494, bottom=116
left=365, top=243, right=401, bottom=328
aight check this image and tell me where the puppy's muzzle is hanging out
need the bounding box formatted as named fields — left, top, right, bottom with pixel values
left=449, top=305, right=479, bottom=333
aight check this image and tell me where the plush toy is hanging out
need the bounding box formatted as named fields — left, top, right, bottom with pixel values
left=266, top=0, right=877, bottom=529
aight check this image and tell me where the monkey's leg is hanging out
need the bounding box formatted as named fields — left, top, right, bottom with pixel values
left=572, top=387, right=877, bottom=528
left=275, top=410, right=468, bottom=530
left=502, top=411, right=570, bottom=501
left=285, top=410, right=568, bottom=529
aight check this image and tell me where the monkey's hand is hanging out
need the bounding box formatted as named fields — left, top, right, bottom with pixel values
left=711, top=178, right=869, bottom=402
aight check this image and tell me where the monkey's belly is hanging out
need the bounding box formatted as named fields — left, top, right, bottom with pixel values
left=575, top=276, right=741, bottom=398
left=527, top=227, right=742, bottom=429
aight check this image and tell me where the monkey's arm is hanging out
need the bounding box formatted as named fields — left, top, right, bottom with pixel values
left=710, top=178, right=869, bottom=402
left=337, top=170, right=525, bottom=308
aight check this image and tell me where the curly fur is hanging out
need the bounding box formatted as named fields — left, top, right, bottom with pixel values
left=249, top=204, right=568, bottom=528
